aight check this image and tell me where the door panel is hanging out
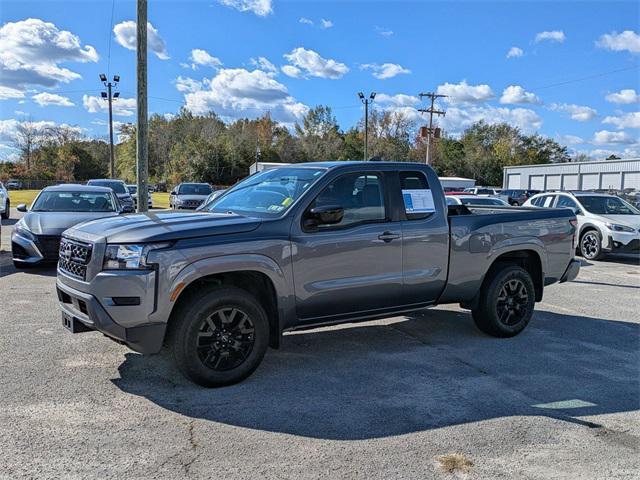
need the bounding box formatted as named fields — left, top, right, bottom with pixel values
left=291, top=171, right=403, bottom=320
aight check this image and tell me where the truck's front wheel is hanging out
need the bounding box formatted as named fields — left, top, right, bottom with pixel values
left=472, top=265, right=535, bottom=337
left=167, top=286, right=269, bottom=387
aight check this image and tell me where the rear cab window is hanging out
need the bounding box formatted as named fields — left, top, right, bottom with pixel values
left=399, top=171, right=435, bottom=220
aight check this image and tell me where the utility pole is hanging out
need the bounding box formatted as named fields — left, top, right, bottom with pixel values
left=100, top=73, right=120, bottom=178
left=418, top=92, right=447, bottom=165
left=358, top=92, right=376, bottom=161
left=136, top=0, right=149, bottom=213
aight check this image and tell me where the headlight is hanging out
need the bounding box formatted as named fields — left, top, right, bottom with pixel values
left=103, top=243, right=170, bottom=270
left=174, top=198, right=184, bottom=205
left=14, top=223, right=35, bottom=241
left=605, top=223, right=635, bottom=233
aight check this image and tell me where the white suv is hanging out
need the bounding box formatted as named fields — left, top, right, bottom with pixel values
left=524, top=191, right=640, bottom=260
left=0, top=181, right=9, bottom=220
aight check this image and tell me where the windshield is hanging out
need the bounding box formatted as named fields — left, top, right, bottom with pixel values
left=88, top=180, right=127, bottom=194
left=178, top=184, right=212, bottom=195
left=207, top=167, right=325, bottom=217
left=461, top=197, right=506, bottom=206
left=579, top=196, right=640, bottom=215
left=32, top=191, right=117, bottom=212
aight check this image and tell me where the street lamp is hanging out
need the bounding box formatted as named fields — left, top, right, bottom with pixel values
left=358, top=91, right=376, bottom=161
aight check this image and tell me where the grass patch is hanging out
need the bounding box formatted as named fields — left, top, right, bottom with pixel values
left=435, top=453, right=473, bottom=474
left=151, top=192, right=170, bottom=209
left=8, top=190, right=40, bottom=206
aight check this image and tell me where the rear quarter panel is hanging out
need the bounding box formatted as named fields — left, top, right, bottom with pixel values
left=439, top=207, right=575, bottom=304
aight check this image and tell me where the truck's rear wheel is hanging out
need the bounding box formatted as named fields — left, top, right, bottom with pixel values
left=472, top=264, right=535, bottom=337
left=167, top=286, right=269, bottom=387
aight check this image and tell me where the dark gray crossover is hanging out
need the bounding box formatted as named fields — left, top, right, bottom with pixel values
left=57, top=162, right=580, bottom=387
left=12, top=184, right=122, bottom=268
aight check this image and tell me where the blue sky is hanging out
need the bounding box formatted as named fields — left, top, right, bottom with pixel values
left=0, top=0, right=638, bottom=161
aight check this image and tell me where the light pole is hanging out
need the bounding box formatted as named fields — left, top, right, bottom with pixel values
left=100, top=73, right=120, bottom=178
left=358, top=92, right=376, bottom=161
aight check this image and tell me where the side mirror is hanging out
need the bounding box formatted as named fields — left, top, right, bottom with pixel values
left=572, top=207, right=583, bottom=216
left=169, top=190, right=176, bottom=196
left=17, top=204, right=27, bottom=212
left=120, top=205, right=135, bottom=214
left=304, top=205, right=344, bottom=228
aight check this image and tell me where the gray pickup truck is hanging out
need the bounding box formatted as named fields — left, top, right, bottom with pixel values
left=56, top=162, right=580, bottom=387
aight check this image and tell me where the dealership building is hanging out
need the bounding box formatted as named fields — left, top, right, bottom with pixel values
left=503, top=158, right=640, bottom=191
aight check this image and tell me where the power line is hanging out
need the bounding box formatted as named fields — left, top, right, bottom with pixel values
left=528, top=65, right=638, bottom=92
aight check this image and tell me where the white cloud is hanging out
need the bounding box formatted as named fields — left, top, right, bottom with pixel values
left=557, top=134, right=584, bottom=145
left=592, top=130, right=638, bottom=145
left=283, top=48, right=349, bottom=79
left=585, top=147, right=640, bottom=159
left=320, top=19, right=334, bottom=29
left=189, top=49, right=222, bottom=69
left=442, top=105, right=542, bottom=133
left=376, top=26, right=393, bottom=37
left=0, top=18, right=98, bottom=96
left=82, top=94, right=137, bottom=117
left=0, top=118, right=83, bottom=146
left=602, top=112, right=640, bottom=129
left=250, top=56, right=277, bottom=74
left=605, top=89, right=640, bottom=104
left=32, top=92, right=74, bottom=107
left=596, top=30, right=640, bottom=53
left=375, top=93, right=421, bottom=107
left=175, top=76, right=204, bottom=93
left=218, top=0, right=272, bottom=16
left=499, top=85, right=541, bottom=105
left=0, top=86, right=25, bottom=100
left=506, top=47, right=524, bottom=58
left=549, top=103, right=597, bottom=122
left=281, top=65, right=302, bottom=78
left=299, top=17, right=313, bottom=25
left=535, top=30, right=566, bottom=43
left=360, top=63, right=411, bottom=80
left=437, top=80, right=494, bottom=104
left=113, top=21, right=169, bottom=60
left=181, top=68, right=308, bottom=125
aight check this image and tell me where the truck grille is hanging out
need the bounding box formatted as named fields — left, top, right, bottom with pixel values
left=35, top=235, right=61, bottom=261
left=58, top=237, right=93, bottom=280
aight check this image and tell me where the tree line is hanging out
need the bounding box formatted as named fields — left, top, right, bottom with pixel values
left=1, top=105, right=571, bottom=188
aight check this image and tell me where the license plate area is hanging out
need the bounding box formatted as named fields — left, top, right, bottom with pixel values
left=62, top=313, right=93, bottom=333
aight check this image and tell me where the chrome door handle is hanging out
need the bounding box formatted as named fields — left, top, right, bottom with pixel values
left=378, top=231, right=400, bottom=242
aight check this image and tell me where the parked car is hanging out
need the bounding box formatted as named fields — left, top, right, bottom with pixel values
left=446, top=195, right=510, bottom=207
left=463, top=187, right=501, bottom=196
left=500, top=189, right=541, bottom=206
left=126, top=184, right=153, bottom=209
left=11, top=185, right=127, bottom=268
left=0, top=180, right=9, bottom=219
left=169, top=183, right=213, bottom=209
left=524, top=191, right=640, bottom=260
left=87, top=179, right=135, bottom=211
left=6, top=180, right=22, bottom=190
left=57, top=162, right=579, bottom=387
left=196, top=189, right=227, bottom=211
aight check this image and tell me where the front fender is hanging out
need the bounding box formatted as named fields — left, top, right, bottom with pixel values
left=167, top=253, right=296, bottom=332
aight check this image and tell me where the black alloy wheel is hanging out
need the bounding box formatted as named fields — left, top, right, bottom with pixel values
left=495, top=278, right=529, bottom=326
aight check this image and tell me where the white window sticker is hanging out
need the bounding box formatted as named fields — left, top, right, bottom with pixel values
left=402, top=189, right=435, bottom=213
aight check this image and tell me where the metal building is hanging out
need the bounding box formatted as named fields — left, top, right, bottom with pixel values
left=503, top=158, right=640, bottom=191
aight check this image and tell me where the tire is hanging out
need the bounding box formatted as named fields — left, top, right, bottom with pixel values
left=1, top=201, right=9, bottom=220
left=472, top=264, right=536, bottom=338
left=167, top=285, right=269, bottom=387
left=579, top=230, right=604, bottom=260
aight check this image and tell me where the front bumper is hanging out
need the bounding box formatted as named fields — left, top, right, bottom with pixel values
left=11, top=231, right=45, bottom=264
left=56, top=274, right=165, bottom=354
left=606, top=235, right=640, bottom=254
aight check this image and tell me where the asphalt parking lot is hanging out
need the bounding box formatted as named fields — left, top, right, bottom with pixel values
left=1, top=209, right=639, bottom=479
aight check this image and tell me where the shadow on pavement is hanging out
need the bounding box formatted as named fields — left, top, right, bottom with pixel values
left=601, top=254, right=640, bottom=266
left=1, top=218, right=18, bottom=226
left=0, top=252, right=57, bottom=279
left=112, top=308, right=640, bottom=440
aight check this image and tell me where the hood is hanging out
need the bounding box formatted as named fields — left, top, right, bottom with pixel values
left=22, top=211, right=120, bottom=236
left=176, top=194, right=209, bottom=201
left=116, top=193, right=133, bottom=202
left=598, top=214, right=640, bottom=229
left=64, top=211, right=261, bottom=243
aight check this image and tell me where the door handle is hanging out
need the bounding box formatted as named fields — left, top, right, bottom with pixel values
left=378, top=231, right=400, bottom=242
